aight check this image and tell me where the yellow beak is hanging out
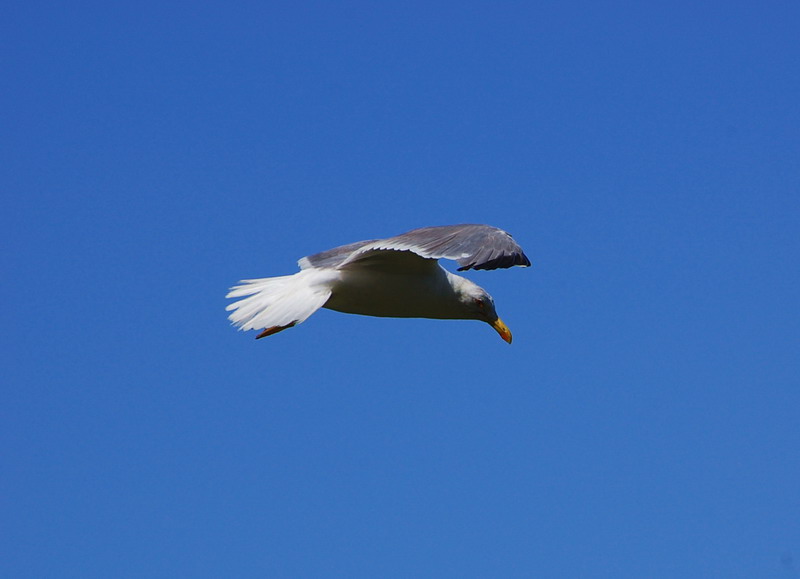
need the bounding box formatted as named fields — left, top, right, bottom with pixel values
left=491, top=317, right=513, bottom=344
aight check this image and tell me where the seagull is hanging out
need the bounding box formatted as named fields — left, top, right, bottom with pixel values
left=226, top=224, right=530, bottom=343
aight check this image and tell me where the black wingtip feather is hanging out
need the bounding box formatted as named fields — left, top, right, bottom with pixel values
left=457, top=251, right=531, bottom=271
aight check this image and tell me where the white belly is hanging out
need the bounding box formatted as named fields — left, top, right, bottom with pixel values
left=324, top=267, right=464, bottom=319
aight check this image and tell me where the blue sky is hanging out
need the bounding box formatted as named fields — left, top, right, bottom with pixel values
left=2, top=1, right=799, bottom=577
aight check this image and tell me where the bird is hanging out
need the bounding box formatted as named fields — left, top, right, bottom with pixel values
left=226, top=224, right=530, bottom=343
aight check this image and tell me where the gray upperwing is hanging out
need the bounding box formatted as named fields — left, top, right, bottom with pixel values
left=299, top=224, right=530, bottom=272
left=362, top=224, right=531, bottom=271
left=298, top=239, right=378, bottom=270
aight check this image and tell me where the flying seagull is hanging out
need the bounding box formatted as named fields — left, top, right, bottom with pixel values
left=226, top=224, right=530, bottom=343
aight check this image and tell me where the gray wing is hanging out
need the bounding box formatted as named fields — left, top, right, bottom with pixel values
left=341, top=224, right=530, bottom=271
left=298, top=239, right=378, bottom=270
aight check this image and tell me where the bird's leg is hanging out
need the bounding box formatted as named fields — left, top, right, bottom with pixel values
left=255, top=322, right=297, bottom=339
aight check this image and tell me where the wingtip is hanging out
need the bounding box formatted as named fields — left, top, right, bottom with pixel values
left=457, top=252, right=531, bottom=271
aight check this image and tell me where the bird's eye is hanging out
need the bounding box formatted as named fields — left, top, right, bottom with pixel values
left=474, top=298, right=485, bottom=309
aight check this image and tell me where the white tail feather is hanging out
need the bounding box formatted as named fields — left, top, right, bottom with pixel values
left=226, top=269, right=337, bottom=333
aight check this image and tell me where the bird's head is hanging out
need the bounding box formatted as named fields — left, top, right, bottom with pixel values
left=455, top=278, right=513, bottom=344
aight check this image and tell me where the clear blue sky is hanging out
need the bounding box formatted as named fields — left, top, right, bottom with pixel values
left=2, top=2, right=799, bottom=577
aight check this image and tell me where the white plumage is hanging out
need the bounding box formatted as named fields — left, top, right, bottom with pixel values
left=227, top=269, right=336, bottom=333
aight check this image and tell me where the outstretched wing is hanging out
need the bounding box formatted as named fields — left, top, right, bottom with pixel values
left=340, top=224, right=531, bottom=271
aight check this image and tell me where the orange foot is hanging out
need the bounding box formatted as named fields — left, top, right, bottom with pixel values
left=255, top=322, right=297, bottom=339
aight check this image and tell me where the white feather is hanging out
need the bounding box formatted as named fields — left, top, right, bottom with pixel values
left=226, top=268, right=339, bottom=332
